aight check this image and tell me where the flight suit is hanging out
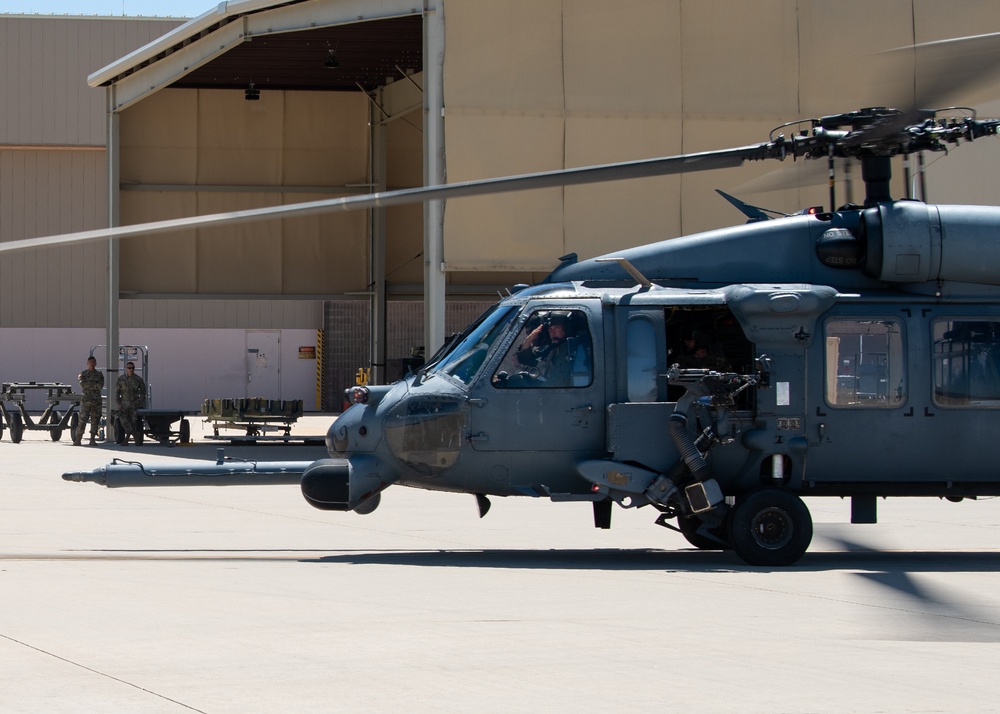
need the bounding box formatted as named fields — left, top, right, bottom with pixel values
left=115, top=372, right=146, bottom=443
left=77, top=367, right=104, bottom=443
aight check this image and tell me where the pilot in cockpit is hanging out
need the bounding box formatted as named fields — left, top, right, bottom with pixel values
left=505, top=310, right=597, bottom=389
left=516, top=311, right=573, bottom=384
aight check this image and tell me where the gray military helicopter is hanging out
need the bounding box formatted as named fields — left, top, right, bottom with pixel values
left=57, top=104, right=1000, bottom=567
left=47, top=35, right=1000, bottom=566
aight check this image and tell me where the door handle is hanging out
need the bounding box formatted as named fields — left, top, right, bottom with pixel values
left=569, top=404, right=593, bottom=413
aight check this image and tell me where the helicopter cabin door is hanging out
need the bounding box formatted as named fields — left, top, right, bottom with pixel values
left=805, top=309, right=916, bottom=483
left=467, top=304, right=604, bottom=454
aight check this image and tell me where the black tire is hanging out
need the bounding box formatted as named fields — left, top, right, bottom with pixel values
left=49, top=410, right=62, bottom=441
left=179, top=418, right=191, bottom=444
left=677, top=513, right=730, bottom=550
left=70, top=413, right=82, bottom=446
left=9, top=413, right=23, bottom=443
left=729, top=489, right=812, bottom=566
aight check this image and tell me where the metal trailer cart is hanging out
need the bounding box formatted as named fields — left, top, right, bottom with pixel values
left=0, top=382, right=82, bottom=443
left=117, top=409, right=194, bottom=446
left=201, top=398, right=311, bottom=443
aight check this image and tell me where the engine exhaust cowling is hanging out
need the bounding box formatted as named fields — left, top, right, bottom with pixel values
left=862, top=202, right=1000, bottom=286
left=300, top=456, right=393, bottom=513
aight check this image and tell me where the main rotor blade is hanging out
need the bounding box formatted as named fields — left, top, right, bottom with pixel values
left=0, top=143, right=772, bottom=253
left=880, top=30, right=1000, bottom=110
left=734, top=159, right=850, bottom=195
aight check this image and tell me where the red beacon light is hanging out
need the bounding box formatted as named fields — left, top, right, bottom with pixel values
left=348, top=386, right=370, bottom=405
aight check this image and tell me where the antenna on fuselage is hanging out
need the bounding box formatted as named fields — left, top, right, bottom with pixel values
left=594, top=257, right=654, bottom=289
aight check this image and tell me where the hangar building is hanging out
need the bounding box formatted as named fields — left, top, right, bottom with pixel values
left=2, top=1, right=1000, bottom=411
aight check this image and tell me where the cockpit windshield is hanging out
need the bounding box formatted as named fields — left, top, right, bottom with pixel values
left=424, top=305, right=518, bottom=385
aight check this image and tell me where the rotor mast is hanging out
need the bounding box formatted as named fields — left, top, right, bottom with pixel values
left=861, top=155, right=893, bottom=206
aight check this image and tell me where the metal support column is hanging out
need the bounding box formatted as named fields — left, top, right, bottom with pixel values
left=105, top=88, right=121, bottom=426
left=370, top=89, right=388, bottom=385
left=423, top=1, right=446, bottom=354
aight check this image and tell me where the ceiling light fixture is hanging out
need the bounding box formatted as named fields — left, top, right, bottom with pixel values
left=245, top=81, right=260, bottom=101
left=324, top=49, right=340, bottom=69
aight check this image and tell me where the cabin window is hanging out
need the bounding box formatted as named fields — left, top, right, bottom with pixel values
left=492, top=309, right=593, bottom=389
left=824, top=319, right=905, bottom=408
left=626, top=317, right=658, bottom=401
left=933, top=320, right=1000, bottom=407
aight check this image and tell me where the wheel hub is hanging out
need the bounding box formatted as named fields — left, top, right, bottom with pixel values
left=751, top=507, right=793, bottom=550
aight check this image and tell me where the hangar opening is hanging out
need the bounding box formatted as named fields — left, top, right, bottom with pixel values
left=90, top=6, right=455, bottom=406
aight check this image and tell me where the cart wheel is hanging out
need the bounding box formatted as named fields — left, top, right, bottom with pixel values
left=69, top=413, right=81, bottom=446
left=49, top=410, right=62, bottom=441
left=134, top=418, right=144, bottom=446
left=179, top=418, right=191, bottom=444
left=9, top=413, right=23, bottom=443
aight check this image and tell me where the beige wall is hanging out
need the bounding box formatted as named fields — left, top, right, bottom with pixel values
left=0, top=16, right=183, bottom=328
left=0, top=149, right=106, bottom=325
left=7, top=4, right=1000, bottom=326
left=442, top=0, right=1000, bottom=272
left=119, top=87, right=372, bottom=296
left=0, top=16, right=181, bottom=147
left=119, top=298, right=322, bottom=329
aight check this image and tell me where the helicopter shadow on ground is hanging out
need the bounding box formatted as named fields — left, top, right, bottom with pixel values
left=301, top=546, right=1000, bottom=576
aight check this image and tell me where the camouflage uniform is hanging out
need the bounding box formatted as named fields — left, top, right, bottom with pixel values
left=115, top=371, right=146, bottom=443
left=77, top=365, right=104, bottom=442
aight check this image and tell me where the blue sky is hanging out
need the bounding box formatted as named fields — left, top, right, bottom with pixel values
left=1, top=0, right=210, bottom=17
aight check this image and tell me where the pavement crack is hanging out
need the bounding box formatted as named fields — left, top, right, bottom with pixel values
left=0, top=632, right=207, bottom=713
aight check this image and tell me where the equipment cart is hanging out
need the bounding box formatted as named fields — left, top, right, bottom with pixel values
left=0, top=382, right=82, bottom=443
left=116, top=409, right=194, bottom=446
left=201, top=398, right=308, bottom=442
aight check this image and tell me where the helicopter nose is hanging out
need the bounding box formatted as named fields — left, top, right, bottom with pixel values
left=331, top=423, right=349, bottom=454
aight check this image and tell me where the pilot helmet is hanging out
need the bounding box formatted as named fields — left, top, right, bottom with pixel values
left=545, top=311, right=571, bottom=328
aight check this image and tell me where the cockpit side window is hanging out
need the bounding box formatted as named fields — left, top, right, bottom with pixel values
left=492, top=309, right=593, bottom=389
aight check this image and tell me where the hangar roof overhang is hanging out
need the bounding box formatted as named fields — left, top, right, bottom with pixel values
left=89, top=0, right=425, bottom=111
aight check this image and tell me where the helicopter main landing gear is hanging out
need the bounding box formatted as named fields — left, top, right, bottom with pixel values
left=728, top=489, right=812, bottom=566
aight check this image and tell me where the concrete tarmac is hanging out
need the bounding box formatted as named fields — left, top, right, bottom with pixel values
left=2, top=415, right=999, bottom=712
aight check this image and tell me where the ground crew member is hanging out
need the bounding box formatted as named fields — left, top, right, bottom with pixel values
left=76, top=356, right=104, bottom=445
left=115, top=361, right=146, bottom=444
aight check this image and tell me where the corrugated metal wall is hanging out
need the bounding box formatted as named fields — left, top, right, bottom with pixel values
left=0, top=149, right=105, bottom=325
left=442, top=0, right=1000, bottom=271
left=0, top=16, right=183, bottom=328
left=120, top=298, right=322, bottom=328
left=117, top=87, right=373, bottom=297
left=0, top=16, right=181, bottom=146
left=322, top=300, right=491, bottom=408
